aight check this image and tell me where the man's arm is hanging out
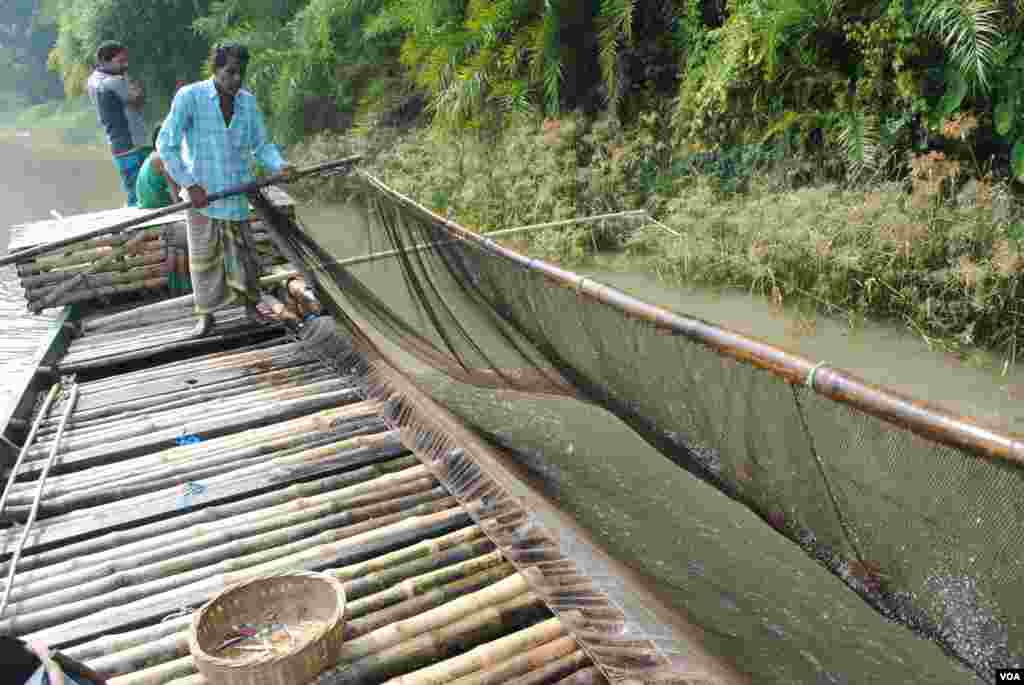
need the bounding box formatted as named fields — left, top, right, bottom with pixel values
left=158, top=92, right=209, bottom=208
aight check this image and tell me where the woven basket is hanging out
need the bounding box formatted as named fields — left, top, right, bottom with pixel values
left=189, top=572, right=346, bottom=685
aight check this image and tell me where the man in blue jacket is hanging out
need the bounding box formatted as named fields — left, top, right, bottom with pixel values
left=86, top=41, right=148, bottom=207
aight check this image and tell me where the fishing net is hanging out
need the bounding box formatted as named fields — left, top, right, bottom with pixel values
left=251, top=174, right=1021, bottom=685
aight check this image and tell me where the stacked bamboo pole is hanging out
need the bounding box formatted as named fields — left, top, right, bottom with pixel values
left=16, top=216, right=290, bottom=313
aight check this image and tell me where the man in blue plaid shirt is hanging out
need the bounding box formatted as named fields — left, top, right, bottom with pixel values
left=158, top=42, right=293, bottom=338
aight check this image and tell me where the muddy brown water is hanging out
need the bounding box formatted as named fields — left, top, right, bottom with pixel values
left=1, top=135, right=1007, bottom=682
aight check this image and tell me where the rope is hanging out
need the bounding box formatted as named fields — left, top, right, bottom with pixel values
left=0, top=379, right=79, bottom=618
left=805, top=361, right=829, bottom=390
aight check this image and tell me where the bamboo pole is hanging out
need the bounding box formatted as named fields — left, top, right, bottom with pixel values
left=0, top=382, right=78, bottom=619
left=56, top=326, right=287, bottom=375
left=11, top=389, right=367, bottom=478
left=5, top=485, right=449, bottom=606
left=502, top=652, right=592, bottom=685
left=446, top=636, right=580, bottom=685
left=9, top=419, right=391, bottom=515
left=344, top=563, right=516, bottom=639
left=0, top=383, right=60, bottom=515
left=21, top=511, right=475, bottom=645
left=342, top=550, right=506, bottom=618
left=16, top=249, right=165, bottom=277
left=24, top=265, right=166, bottom=298
left=339, top=572, right=531, bottom=663
left=0, top=446, right=418, bottom=559
left=0, top=457, right=427, bottom=576
left=67, top=613, right=194, bottom=662
left=318, top=599, right=555, bottom=685
left=32, top=239, right=167, bottom=269
left=21, top=375, right=358, bottom=462
left=35, top=365, right=330, bottom=435
left=107, top=654, right=194, bottom=685
left=28, top=371, right=352, bottom=447
left=0, top=156, right=362, bottom=268
left=13, top=428, right=401, bottom=521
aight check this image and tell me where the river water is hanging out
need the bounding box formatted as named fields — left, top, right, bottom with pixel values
left=1, top=134, right=1006, bottom=683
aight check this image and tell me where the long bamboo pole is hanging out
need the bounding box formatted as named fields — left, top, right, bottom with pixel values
left=0, top=383, right=60, bottom=516
left=360, top=170, right=1024, bottom=467
left=445, top=636, right=580, bottom=685
left=321, top=602, right=556, bottom=685
left=503, top=651, right=591, bottom=685
left=0, top=382, right=78, bottom=618
left=0, top=156, right=362, bottom=267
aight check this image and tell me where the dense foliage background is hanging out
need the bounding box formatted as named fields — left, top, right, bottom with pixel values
left=2, top=0, right=1022, bottom=180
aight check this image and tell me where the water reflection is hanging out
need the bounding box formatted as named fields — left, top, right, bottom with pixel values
left=0, top=132, right=122, bottom=414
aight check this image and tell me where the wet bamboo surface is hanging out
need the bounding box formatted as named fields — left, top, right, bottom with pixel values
left=0, top=326, right=616, bottom=685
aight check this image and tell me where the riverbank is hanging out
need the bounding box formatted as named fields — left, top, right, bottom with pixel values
left=287, top=117, right=1024, bottom=373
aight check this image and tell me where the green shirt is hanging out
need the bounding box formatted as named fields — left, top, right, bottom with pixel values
left=135, top=150, right=173, bottom=209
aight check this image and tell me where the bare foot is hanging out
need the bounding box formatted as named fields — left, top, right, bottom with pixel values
left=190, top=313, right=214, bottom=338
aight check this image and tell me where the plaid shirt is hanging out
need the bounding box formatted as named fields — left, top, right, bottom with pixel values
left=157, top=79, right=286, bottom=220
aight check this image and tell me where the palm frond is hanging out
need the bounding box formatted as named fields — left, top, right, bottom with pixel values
left=918, top=0, right=1003, bottom=91
left=598, top=0, right=635, bottom=108
left=837, top=110, right=880, bottom=182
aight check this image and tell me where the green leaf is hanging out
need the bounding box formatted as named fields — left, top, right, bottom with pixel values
left=1013, top=140, right=1024, bottom=182
left=1007, top=222, right=1024, bottom=243
left=995, top=98, right=1015, bottom=136
left=937, top=67, right=967, bottom=118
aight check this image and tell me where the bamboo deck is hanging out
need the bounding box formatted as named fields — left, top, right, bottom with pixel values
left=0, top=203, right=729, bottom=685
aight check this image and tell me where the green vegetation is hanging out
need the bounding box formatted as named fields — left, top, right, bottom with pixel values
left=5, top=0, right=1024, bottom=360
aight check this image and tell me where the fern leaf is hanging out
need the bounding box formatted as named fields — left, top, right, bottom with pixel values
left=918, top=0, right=1003, bottom=91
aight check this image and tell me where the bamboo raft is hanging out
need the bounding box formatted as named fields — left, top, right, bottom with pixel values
left=0, top=199, right=731, bottom=685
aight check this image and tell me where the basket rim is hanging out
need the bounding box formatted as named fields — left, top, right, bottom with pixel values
left=189, top=571, right=346, bottom=669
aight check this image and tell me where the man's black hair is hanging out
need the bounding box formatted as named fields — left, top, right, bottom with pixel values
left=151, top=125, right=161, bottom=149
left=96, top=40, right=126, bottom=64
left=210, top=42, right=250, bottom=71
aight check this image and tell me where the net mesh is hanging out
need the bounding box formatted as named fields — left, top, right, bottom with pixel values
left=252, top=173, right=1020, bottom=684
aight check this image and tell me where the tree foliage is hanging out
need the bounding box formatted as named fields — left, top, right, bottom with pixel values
left=11, top=0, right=1024, bottom=182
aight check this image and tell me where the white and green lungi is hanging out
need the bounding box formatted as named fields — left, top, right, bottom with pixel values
left=185, top=209, right=260, bottom=315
